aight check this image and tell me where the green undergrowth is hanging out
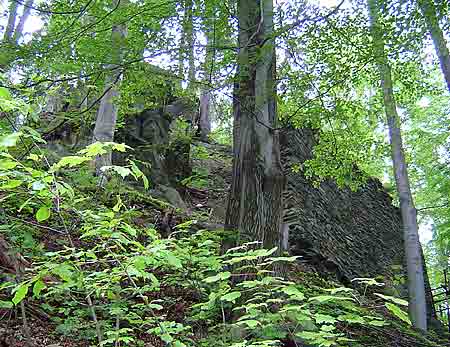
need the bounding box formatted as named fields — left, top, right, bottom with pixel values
left=0, top=131, right=446, bottom=347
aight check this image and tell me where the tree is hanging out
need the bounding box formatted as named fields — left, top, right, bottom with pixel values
left=368, top=0, right=427, bottom=331
left=197, top=0, right=216, bottom=141
left=13, top=0, right=35, bottom=44
left=92, top=0, right=128, bottom=185
left=178, top=0, right=195, bottom=86
left=225, top=0, right=285, bottom=254
left=3, top=0, right=19, bottom=43
left=419, top=0, right=450, bottom=92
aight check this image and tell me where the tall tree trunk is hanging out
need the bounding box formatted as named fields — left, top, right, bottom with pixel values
left=92, top=0, right=128, bottom=185
left=3, top=0, right=18, bottom=42
left=419, top=0, right=450, bottom=92
left=198, top=91, right=211, bottom=140
left=184, top=0, right=195, bottom=86
left=225, top=0, right=285, bottom=255
left=13, top=0, right=34, bottom=43
left=368, top=0, right=427, bottom=331
left=177, top=0, right=185, bottom=84
left=198, top=3, right=215, bottom=141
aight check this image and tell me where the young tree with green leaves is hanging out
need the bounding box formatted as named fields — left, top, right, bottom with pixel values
left=368, top=0, right=427, bottom=331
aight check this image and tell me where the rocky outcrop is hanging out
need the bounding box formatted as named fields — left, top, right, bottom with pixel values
left=281, top=129, right=402, bottom=283
left=115, top=98, right=196, bottom=187
left=280, top=128, right=436, bottom=320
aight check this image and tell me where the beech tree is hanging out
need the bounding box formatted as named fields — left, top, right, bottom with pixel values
left=2, top=0, right=34, bottom=44
left=3, top=0, right=18, bottom=43
left=418, top=0, right=450, bottom=92
left=225, top=0, right=285, bottom=253
left=92, top=0, right=128, bottom=184
left=368, top=0, right=428, bottom=331
left=13, top=0, right=34, bottom=44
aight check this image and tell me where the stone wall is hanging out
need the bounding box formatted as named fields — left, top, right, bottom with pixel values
left=280, top=128, right=435, bottom=320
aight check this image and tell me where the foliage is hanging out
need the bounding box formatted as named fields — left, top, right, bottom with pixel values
left=1, top=0, right=450, bottom=340
left=0, top=124, right=422, bottom=346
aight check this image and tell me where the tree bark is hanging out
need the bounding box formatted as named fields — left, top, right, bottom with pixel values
left=178, top=0, right=185, bottom=83
left=419, top=0, right=450, bottom=91
left=368, top=0, right=427, bottom=331
left=225, top=0, right=285, bottom=255
left=13, top=0, right=34, bottom=43
left=198, top=91, right=211, bottom=140
left=419, top=0, right=450, bottom=92
left=185, top=0, right=195, bottom=86
left=92, top=0, right=128, bottom=185
left=197, top=7, right=215, bottom=141
left=3, top=0, right=18, bottom=42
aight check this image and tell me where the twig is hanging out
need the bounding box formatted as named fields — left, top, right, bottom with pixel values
left=8, top=215, right=65, bottom=234
left=86, top=294, right=103, bottom=345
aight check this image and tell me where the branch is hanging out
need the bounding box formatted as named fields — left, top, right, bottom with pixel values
left=12, top=0, right=96, bottom=15
left=417, top=203, right=450, bottom=212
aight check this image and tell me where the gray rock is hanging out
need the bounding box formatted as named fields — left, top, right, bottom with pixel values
left=154, top=185, right=187, bottom=210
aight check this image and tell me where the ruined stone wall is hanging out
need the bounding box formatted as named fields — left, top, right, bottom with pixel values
left=280, top=128, right=435, bottom=320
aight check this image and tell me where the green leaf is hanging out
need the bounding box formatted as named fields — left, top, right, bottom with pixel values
left=320, top=324, right=336, bottom=332
left=0, top=87, right=12, bottom=100
left=0, top=132, right=21, bottom=147
left=160, top=333, right=173, bottom=343
left=52, top=156, right=90, bottom=170
left=308, top=295, right=354, bottom=303
left=32, top=280, right=46, bottom=297
left=281, top=285, right=305, bottom=300
left=12, top=283, right=30, bottom=305
left=0, top=159, right=18, bottom=170
left=36, top=206, right=51, bottom=222
left=27, top=153, right=40, bottom=161
left=374, top=293, right=408, bottom=306
left=112, top=143, right=130, bottom=152
left=148, top=303, right=164, bottom=310
left=52, top=263, right=74, bottom=282
left=237, top=319, right=260, bottom=328
left=130, top=161, right=150, bottom=189
left=385, top=303, right=411, bottom=325
left=337, top=314, right=365, bottom=324
left=0, top=179, right=22, bottom=189
left=367, top=319, right=386, bottom=326
left=78, top=142, right=108, bottom=157
left=221, top=291, right=241, bottom=302
left=166, top=252, right=182, bottom=268
left=327, top=287, right=353, bottom=295
left=315, top=314, right=337, bottom=324
left=0, top=300, right=13, bottom=309
left=266, top=255, right=301, bottom=263
left=203, top=271, right=231, bottom=283
left=101, top=165, right=132, bottom=179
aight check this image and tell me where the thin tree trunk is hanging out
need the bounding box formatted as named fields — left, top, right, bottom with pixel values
left=178, top=0, right=185, bottom=84
left=92, top=0, right=128, bottom=185
left=3, top=0, right=19, bottom=42
left=13, top=0, right=34, bottom=43
left=185, top=0, right=195, bottom=86
left=198, top=91, right=211, bottom=140
left=225, top=0, right=284, bottom=257
left=368, top=0, right=427, bottom=331
left=419, top=0, right=450, bottom=92
left=198, top=5, right=214, bottom=141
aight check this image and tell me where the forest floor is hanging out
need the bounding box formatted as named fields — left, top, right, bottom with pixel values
left=1, top=140, right=449, bottom=347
